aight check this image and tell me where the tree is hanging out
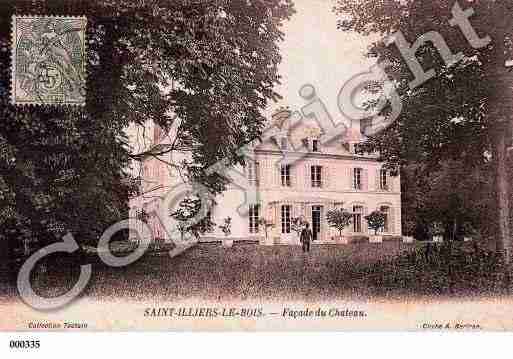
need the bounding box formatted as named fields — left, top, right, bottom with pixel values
left=334, top=0, right=512, bottom=265
left=423, top=160, right=493, bottom=241
left=258, top=218, right=275, bottom=242
left=0, top=0, right=294, bottom=269
left=218, top=217, right=232, bottom=237
left=326, top=208, right=352, bottom=238
left=170, top=197, right=215, bottom=242
left=365, top=211, right=386, bottom=235
left=401, top=160, right=493, bottom=241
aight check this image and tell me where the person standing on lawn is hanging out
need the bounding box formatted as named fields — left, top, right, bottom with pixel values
left=300, top=222, right=313, bottom=253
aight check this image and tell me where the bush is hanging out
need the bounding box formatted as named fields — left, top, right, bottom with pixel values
left=382, top=235, right=402, bottom=242
left=365, top=241, right=504, bottom=296
left=350, top=235, right=369, bottom=244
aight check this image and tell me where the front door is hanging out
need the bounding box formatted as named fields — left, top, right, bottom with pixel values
left=312, top=205, right=323, bottom=242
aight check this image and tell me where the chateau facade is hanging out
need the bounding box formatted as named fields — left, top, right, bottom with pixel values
left=129, top=109, right=402, bottom=245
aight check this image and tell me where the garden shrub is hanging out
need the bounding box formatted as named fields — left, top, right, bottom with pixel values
left=365, top=241, right=504, bottom=296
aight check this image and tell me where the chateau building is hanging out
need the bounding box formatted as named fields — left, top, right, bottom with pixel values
left=129, top=108, right=402, bottom=245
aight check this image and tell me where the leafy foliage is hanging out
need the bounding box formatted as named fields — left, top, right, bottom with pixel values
left=218, top=217, right=232, bottom=237
left=0, top=0, right=294, bottom=257
left=170, top=197, right=214, bottom=241
left=135, top=209, right=149, bottom=223
left=364, top=210, right=386, bottom=235
left=366, top=242, right=504, bottom=296
left=326, top=208, right=352, bottom=237
left=334, top=0, right=513, bottom=247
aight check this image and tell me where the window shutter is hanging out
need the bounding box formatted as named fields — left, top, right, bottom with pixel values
left=292, top=204, right=299, bottom=219
left=363, top=206, right=369, bottom=233
left=274, top=161, right=280, bottom=187
left=323, top=165, right=329, bottom=189
left=363, top=169, right=369, bottom=191
left=389, top=207, right=396, bottom=234
left=278, top=164, right=283, bottom=187
left=266, top=204, right=274, bottom=226
left=306, top=165, right=310, bottom=188
left=255, top=162, right=260, bottom=186
left=259, top=161, right=265, bottom=187
left=375, top=168, right=380, bottom=191
left=348, top=167, right=353, bottom=189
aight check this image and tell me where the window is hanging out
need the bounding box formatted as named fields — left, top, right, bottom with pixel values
left=249, top=204, right=260, bottom=234
left=312, top=139, right=319, bottom=152
left=280, top=137, right=288, bottom=150
left=311, top=165, right=322, bottom=188
left=281, top=165, right=291, bottom=187
left=353, top=205, right=363, bottom=233
left=354, top=143, right=364, bottom=154
left=206, top=210, right=214, bottom=233
left=302, top=138, right=309, bottom=150
left=246, top=161, right=259, bottom=185
left=281, top=205, right=291, bottom=234
left=353, top=168, right=362, bottom=190
left=380, top=206, right=390, bottom=233
left=380, top=169, right=388, bottom=190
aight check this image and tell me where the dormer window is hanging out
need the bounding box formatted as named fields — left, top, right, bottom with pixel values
left=353, top=143, right=364, bottom=154
left=280, top=137, right=288, bottom=150
left=312, top=139, right=319, bottom=152
left=302, top=138, right=320, bottom=152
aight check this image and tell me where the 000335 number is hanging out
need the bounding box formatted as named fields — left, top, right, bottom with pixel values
left=9, top=340, right=40, bottom=349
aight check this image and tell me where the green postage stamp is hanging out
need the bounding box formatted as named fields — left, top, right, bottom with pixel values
left=11, top=16, right=87, bottom=106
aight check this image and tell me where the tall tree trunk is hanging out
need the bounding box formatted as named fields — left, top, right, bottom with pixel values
left=452, top=217, right=457, bottom=242
left=493, top=122, right=512, bottom=289
left=0, top=237, right=8, bottom=285
left=486, top=24, right=513, bottom=286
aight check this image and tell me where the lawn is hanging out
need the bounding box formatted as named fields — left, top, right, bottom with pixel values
left=0, top=240, right=505, bottom=302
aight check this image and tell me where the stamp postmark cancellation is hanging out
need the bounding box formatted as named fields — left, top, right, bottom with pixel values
left=11, top=16, right=87, bottom=106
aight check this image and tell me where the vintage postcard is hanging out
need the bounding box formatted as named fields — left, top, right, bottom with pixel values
left=1, top=0, right=513, bottom=334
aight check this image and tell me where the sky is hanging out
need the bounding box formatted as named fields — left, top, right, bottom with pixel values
left=268, top=0, right=377, bottom=122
